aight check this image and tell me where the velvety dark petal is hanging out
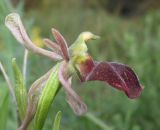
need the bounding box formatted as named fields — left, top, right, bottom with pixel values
left=75, top=55, right=95, bottom=81
left=86, top=62, right=142, bottom=99
left=52, top=29, right=70, bottom=61
left=58, top=62, right=87, bottom=115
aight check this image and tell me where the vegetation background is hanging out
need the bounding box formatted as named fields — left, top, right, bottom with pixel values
left=0, top=0, right=160, bottom=130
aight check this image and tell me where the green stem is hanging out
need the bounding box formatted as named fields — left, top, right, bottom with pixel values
left=85, top=112, right=114, bottom=130
left=0, top=62, right=16, bottom=104
left=23, top=49, right=29, bottom=84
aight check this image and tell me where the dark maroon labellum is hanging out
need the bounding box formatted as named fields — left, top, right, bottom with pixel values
left=85, top=62, right=142, bottom=99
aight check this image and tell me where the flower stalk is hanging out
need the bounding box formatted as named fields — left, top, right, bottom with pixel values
left=23, top=49, right=28, bottom=83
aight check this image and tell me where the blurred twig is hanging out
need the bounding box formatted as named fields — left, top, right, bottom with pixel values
left=23, top=49, right=29, bottom=83
left=85, top=112, right=114, bottom=130
left=0, top=61, right=16, bottom=104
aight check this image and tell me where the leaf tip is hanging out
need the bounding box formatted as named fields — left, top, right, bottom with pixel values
left=12, top=58, right=16, bottom=63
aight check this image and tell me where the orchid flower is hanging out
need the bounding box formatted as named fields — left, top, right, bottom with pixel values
left=5, top=13, right=143, bottom=129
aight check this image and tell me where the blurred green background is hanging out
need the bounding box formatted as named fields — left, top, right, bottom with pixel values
left=0, top=0, right=160, bottom=130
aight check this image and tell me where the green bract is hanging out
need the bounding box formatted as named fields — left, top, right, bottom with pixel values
left=12, top=58, right=27, bottom=121
left=53, top=111, right=62, bottom=130
left=34, top=63, right=61, bottom=130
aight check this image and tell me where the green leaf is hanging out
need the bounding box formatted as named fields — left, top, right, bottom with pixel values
left=34, top=63, right=61, bottom=130
left=12, top=58, right=27, bottom=121
left=18, top=67, right=54, bottom=130
left=0, top=91, right=10, bottom=130
left=53, top=111, right=62, bottom=130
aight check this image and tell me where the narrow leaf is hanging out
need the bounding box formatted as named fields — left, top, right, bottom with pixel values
left=53, top=111, right=62, bottom=130
left=0, top=91, right=9, bottom=130
left=12, top=58, right=27, bottom=121
left=86, top=62, right=143, bottom=99
left=34, top=64, right=61, bottom=130
left=19, top=67, right=53, bottom=130
left=0, top=62, right=16, bottom=103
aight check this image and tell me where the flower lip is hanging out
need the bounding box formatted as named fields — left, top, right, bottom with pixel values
left=84, top=62, right=143, bottom=99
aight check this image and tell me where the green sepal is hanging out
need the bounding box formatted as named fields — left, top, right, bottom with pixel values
left=53, top=111, right=62, bottom=130
left=34, top=63, right=61, bottom=130
left=12, top=58, right=27, bottom=121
